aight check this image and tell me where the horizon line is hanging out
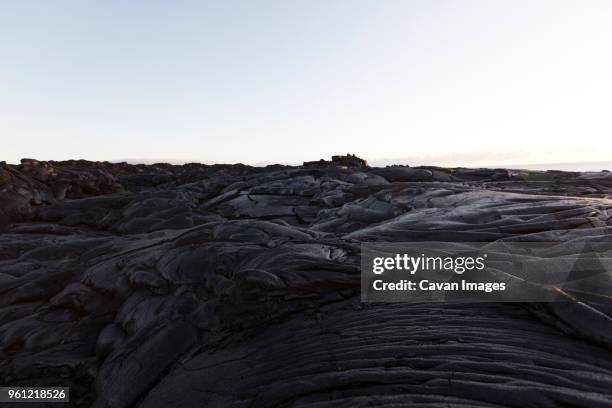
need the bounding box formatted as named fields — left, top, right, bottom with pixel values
left=5, top=157, right=612, bottom=173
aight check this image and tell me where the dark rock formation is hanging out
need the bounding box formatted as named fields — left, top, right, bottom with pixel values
left=1, top=158, right=612, bottom=407
left=303, top=154, right=368, bottom=168
left=0, top=159, right=122, bottom=228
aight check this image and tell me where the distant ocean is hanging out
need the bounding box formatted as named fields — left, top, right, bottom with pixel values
left=499, top=161, right=612, bottom=172
left=369, top=159, right=612, bottom=172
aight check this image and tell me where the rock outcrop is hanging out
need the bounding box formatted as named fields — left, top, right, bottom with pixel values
left=303, top=154, right=368, bottom=168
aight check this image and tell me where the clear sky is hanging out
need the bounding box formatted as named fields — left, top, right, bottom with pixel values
left=2, top=0, right=612, bottom=168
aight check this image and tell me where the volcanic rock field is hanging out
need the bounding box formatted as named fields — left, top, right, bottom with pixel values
left=1, top=156, right=612, bottom=407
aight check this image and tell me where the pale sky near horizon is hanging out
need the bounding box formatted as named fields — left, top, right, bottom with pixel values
left=2, top=1, right=612, bottom=168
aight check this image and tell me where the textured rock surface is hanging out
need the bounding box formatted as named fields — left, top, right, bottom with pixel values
left=1, top=158, right=612, bottom=407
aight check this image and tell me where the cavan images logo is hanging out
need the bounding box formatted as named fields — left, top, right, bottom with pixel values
left=369, top=252, right=507, bottom=294
left=361, top=241, right=612, bottom=303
